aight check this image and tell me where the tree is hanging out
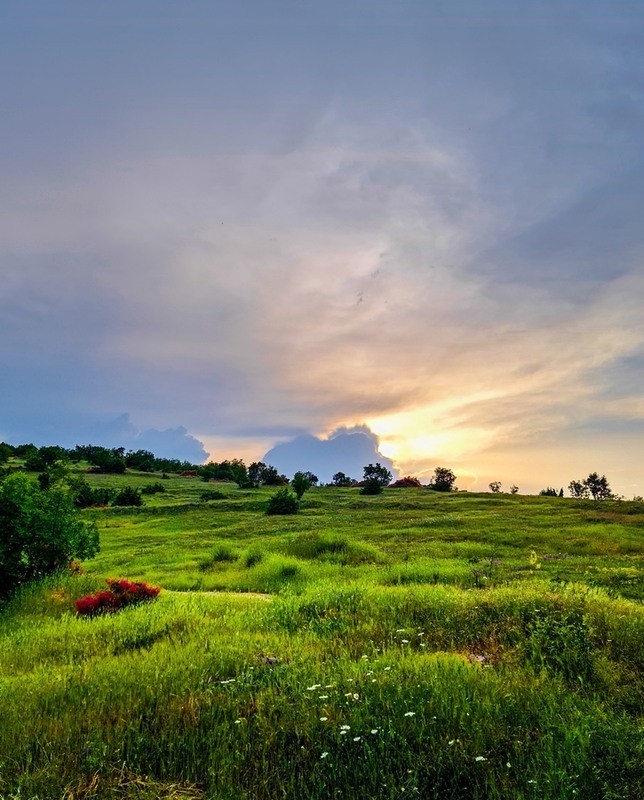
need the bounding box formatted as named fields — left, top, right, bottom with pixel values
left=429, top=467, right=456, bottom=492
left=510, top=485, right=519, bottom=495
left=363, top=463, right=392, bottom=487
left=0, top=443, right=12, bottom=464
left=331, top=472, right=354, bottom=487
left=489, top=481, right=502, bottom=493
left=247, top=462, right=266, bottom=488
left=0, top=473, right=99, bottom=598
left=584, top=472, right=613, bottom=501
left=291, top=471, right=314, bottom=500
left=539, top=487, right=559, bottom=497
left=568, top=479, right=589, bottom=499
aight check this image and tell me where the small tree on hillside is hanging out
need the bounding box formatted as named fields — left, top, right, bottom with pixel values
left=291, top=471, right=314, bottom=500
left=568, top=479, right=590, bottom=499
left=584, top=472, right=613, bottom=500
left=489, top=481, right=502, bottom=493
left=331, top=472, right=354, bottom=487
left=363, top=463, right=392, bottom=487
left=430, top=467, right=457, bottom=492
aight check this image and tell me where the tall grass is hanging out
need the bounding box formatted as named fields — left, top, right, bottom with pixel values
left=1, top=477, right=642, bottom=798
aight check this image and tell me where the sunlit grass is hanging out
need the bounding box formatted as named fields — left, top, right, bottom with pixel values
left=1, top=473, right=642, bottom=798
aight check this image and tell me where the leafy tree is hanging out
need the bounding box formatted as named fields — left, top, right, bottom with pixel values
left=568, top=479, right=590, bottom=499
left=331, top=472, right=354, bottom=487
left=291, top=471, right=314, bottom=500
left=229, top=459, right=248, bottom=488
left=363, top=463, right=392, bottom=487
left=584, top=472, right=613, bottom=501
left=266, top=488, right=299, bottom=515
left=429, top=467, right=456, bottom=492
left=260, top=465, right=287, bottom=486
left=539, top=487, right=559, bottom=497
left=510, top=485, right=519, bottom=495
left=0, top=473, right=99, bottom=598
left=125, top=449, right=156, bottom=472
left=489, top=481, right=502, bottom=493
left=247, top=462, right=266, bottom=488
left=0, top=443, right=13, bottom=464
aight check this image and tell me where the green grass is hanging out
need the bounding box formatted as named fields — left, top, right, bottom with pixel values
left=0, top=470, right=642, bottom=798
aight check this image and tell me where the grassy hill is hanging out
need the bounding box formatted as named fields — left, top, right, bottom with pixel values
left=0, top=469, right=642, bottom=798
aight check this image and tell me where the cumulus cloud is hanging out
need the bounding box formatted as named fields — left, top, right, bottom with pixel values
left=263, top=425, right=396, bottom=484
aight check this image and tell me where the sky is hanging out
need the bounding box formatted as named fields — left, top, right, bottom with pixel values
left=1, top=0, right=644, bottom=494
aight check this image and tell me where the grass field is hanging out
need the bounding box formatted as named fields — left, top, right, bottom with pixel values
left=0, top=468, right=642, bottom=799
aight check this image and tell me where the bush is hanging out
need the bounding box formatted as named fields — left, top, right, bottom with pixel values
left=0, top=473, right=99, bottom=598
left=112, top=486, right=143, bottom=507
left=390, top=476, right=423, bottom=488
left=266, top=488, right=299, bottom=515
left=360, top=479, right=383, bottom=495
left=200, top=489, right=226, bottom=501
left=140, top=482, right=167, bottom=495
left=75, top=578, right=160, bottom=616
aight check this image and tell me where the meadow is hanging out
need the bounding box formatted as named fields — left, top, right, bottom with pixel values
left=0, top=469, right=642, bottom=799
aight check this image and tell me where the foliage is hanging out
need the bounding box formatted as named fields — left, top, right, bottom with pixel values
left=526, top=608, right=595, bottom=686
left=200, top=489, right=226, bottom=501
left=539, top=487, right=560, bottom=497
left=331, top=471, right=354, bottom=487
left=509, top=485, right=519, bottom=494
left=429, top=467, right=457, bottom=492
left=360, top=479, right=383, bottom=495
left=584, top=472, right=613, bottom=500
left=569, top=473, right=613, bottom=500
left=0, top=473, right=99, bottom=597
left=266, top=487, right=299, bottom=515
left=140, top=482, right=167, bottom=495
left=75, top=578, right=160, bottom=616
left=389, top=476, right=423, bottom=488
left=291, top=471, right=315, bottom=500
left=363, top=463, right=392, bottom=487
left=488, top=481, right=502, bottom=493
left=112, top=486, right=143, bottom=507
left=0, top=442, right=13, bottom=464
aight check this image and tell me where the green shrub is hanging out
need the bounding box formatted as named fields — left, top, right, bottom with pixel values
left=200, top=489, right=226, bottom=501
left=360, top=479, right=383, bottom=496
left=0, top=473, right=99, bottom=597
left=266, top=488, right=299, bottom=515
left=140, top=482, right=166, bottom=495
left=112, top=486, right=143, bottom=507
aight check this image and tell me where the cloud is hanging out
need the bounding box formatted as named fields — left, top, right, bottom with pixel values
left=1, top=2, right=643, bottom=493
left=263, top=426, right=396, bottom=484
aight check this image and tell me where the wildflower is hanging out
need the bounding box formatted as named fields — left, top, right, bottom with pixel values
left=320, top=717, right=328, bottom=722
left=396, top=629, right=406, bottom=633
left=318, top=695, right=329, bottom=699
left=306, top=684, right=321, bottom=691
left=506, top=762, right=511, bottom=768
left=340, top=730, right=348, bottom=735
left=401, top=639, right=409, bottom=644
left=384, top=667, right=392, bottom=671
left=371, top=729, right=378, bottom=734
left=321, top=752, right=329, bottom=759
left=234, top=719, right=242, bottom=724
left=475, top=756, right=487, bottom=762
left=340, top=725, right=351, bottom=730
left=353, top=736, right=361, bottom=742
left=352, top=693, right=359, bottom=700
left=448, top=740, right=455, bottom=745
left=404, top=711, right=416, bottom=717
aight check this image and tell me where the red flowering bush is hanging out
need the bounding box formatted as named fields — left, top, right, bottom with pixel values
left=75, top=578, right=160, bottom=616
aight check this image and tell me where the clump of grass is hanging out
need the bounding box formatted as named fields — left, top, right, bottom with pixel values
left=198, top=545, right=239, bottom=571
left=140, top=482, right=167, bottom=495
